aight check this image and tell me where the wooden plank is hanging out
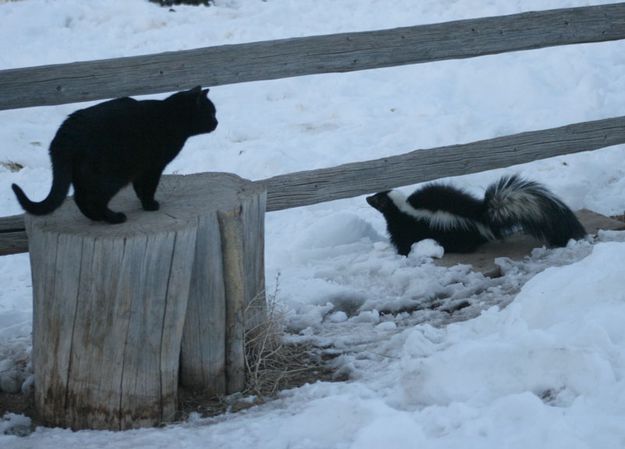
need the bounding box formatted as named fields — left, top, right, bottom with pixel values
left=436, top=209, right=625, bottom=277
left=0, top=215, right=27, bottom=255
left=262, top=115, right=625, bottom=211
left=218, top=207, right=248, bottom=394
left=0, top=230, right=27, bottom=256
left=575, top=208, right=625, bottom=235
left=0, top=214, right=24, bottom=232
left=1, top=3, right=624, bottom=110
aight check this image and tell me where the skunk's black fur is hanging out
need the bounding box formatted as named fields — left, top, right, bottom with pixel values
left=366, top=175, right=586, bottom=256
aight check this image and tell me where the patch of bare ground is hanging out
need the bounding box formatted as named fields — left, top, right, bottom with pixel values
left=178, top=295, right=344, bottom=420
left=1, top=293, right=343, bottom=429
left=0, top=391, right=33, bottom=418
left=2, top=339, right=340, bottom=429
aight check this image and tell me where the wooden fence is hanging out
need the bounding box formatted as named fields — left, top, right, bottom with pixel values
left=2, top=115, right=625, bottom=256
left=1, top=3, right=625, bottom=255
left=2, top=2, right=624, bottom=431
left=1, top=3, right=624, bottom=110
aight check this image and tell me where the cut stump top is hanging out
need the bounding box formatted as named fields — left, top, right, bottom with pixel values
left=25, top=172, right=265, bottom=236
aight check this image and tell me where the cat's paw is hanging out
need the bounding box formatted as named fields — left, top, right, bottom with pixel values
left=142, top=199, right=160, bottom=211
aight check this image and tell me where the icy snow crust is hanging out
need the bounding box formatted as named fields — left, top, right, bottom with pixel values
left=1, top=0, right=625, bottom=447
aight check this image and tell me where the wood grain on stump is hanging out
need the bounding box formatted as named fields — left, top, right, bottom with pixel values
left=25, top=172, right=266, bottom=430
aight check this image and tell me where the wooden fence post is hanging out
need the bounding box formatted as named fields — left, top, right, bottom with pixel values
left=26, top=173, right=266, bottom=430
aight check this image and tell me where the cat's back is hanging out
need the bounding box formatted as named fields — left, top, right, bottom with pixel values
left=54, top=97, right=156, bottom=146
left=67, top=97, right=141, bottom=125
left=47, top=97, right=162, bottom=164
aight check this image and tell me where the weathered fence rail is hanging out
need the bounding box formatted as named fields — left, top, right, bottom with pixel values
left=3, top=114, right=625, bottom=254
left=0, top=3, right=624, bottom=110
left=0, top=214, right=28, bottom=256
left=263, top=115, right=625, bottom=211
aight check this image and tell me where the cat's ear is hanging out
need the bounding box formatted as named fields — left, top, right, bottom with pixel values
left=189, top=85, right=202, bottom=95
left=201, top=88, right=210, bottom=98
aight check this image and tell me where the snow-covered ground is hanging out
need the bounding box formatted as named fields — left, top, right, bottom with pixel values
left=2, top=0, right=625, bottom=447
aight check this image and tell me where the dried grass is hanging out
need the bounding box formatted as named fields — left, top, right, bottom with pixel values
left=243, top=280, right=333, bottom=399
left=178, top=277, right=338, bottom=419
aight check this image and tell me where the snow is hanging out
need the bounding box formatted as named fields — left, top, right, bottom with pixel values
left=1, top=0, right=625, bottom=447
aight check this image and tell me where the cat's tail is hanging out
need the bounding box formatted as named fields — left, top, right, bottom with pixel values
left=11, top=156, right=72, bottom=215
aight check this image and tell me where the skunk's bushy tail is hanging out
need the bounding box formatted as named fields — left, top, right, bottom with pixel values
left=484, top=175, right=586, bottom=246
left=11, top=154, right=72, bottom=215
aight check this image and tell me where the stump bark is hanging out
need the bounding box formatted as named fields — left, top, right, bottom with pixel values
left=26, top=173, right=266, bottom=430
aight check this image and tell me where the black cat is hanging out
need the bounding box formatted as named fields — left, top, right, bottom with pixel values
left=12, top=86, right=218, bottom=224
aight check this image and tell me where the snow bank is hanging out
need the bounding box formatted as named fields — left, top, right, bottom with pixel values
left=1, top=0, right=625, bottom=447
left=4, top=242, right=625, bottom=448
left=383, top=242, right=625, bottom=447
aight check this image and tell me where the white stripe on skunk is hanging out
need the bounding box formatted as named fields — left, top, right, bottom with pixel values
left=386, top=190, right=496, bottom=240
left=366, top=174, right=586, bottom=256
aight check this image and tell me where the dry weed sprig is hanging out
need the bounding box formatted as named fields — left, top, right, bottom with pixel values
left=177, top=275, right=337, bottom=420
left=243, top=275, right=328, bottom=398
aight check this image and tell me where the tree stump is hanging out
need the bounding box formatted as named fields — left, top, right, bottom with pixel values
left=179, top=175, right=266, bottom=395
left=25, top=173, right=266, bottom=430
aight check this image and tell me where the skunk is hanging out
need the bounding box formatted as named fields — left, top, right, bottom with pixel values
left=366, top=175, right=586, bottom=256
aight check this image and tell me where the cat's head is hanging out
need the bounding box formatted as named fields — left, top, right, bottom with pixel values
left=169, top=86, right=218, bottom=135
